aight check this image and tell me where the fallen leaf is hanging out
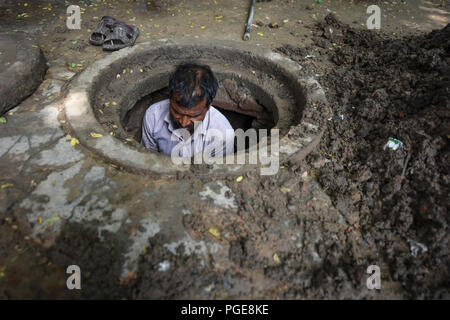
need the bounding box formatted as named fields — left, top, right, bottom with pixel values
left=70, top=138, right=80, bottom=146
left=273, top=253, right=281, bottom=263
left=236, top=176, right=243, bottom=182
left=37, top=217, right=43, bottom=225
left=90, top=132, right=103, bottom=138
left=1, top=184, right=13, bottom=189
left=280, top=187, right=291, bottom=193
left=208, top=227, right=220, bottom=238
left=0, top=117, right=6, bottom=124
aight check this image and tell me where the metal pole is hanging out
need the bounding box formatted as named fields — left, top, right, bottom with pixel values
left=243, top=0, right=256, bottom=41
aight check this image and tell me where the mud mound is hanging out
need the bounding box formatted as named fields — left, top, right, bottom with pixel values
left=306, top=15, right=449, bottom=298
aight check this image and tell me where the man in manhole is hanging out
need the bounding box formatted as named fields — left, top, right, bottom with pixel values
left=141, top=62, right=235, bottom=158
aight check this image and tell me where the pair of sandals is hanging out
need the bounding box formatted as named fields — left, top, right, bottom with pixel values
left=89, top=16, right=140, bottom=51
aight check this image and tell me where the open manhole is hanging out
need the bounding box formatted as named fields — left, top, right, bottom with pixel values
left=63, top=38, right=330, bottom=177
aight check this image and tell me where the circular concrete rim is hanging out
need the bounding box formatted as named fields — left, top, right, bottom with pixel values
left=63, top=38, right=330, bottom=177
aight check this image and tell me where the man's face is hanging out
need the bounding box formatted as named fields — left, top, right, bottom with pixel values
left=169, top=98, right=209, bottom=134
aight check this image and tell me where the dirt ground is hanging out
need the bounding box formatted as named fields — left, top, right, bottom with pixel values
left=0, top=0, right=449, bottom=299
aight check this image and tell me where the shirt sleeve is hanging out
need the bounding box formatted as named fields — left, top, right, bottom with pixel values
left=141, top=108, right=159, bottom=152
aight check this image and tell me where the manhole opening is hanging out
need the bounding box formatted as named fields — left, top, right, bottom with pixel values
left=92, top=45, right=305, bottom=157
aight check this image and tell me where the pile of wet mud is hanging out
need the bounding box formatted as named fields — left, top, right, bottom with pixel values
left=294, top=15, right=449, bottom=298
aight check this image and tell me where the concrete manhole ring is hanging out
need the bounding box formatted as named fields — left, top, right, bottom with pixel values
left=63, top=38, right=331, bottom=177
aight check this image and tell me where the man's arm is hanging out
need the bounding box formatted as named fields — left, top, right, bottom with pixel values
left=141, top=108, right=159, bottom=152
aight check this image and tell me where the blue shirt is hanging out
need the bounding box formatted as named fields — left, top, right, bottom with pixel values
left=141, top=99, right=235, bottom=157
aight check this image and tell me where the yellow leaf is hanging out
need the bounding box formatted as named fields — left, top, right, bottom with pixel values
left=104, top=102, right=110, bottom=107
left=1, top=184, right=13, bottom=189
left=70, top=138, right=79, bottom=146
left=280, top=187, right=291, bottom=193
left=273, top=253, right=281, bottom=263
left=112, top=102, right=117, bottom=106
left=208, top=227, right=220, bottom=238
left=90, top=132, right=103, bottom=138
left=201, top=25, right=206, bottom=29
left=37, top=217, right=43, bottom=224
left=257, top=32, right=263, bottom=36
left=236, top=176, right=243, bottom=182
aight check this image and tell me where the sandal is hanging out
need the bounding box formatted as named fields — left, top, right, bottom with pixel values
left=89, top=16, right=117, bottom=46
left=102, top=22, right=140, bottom=51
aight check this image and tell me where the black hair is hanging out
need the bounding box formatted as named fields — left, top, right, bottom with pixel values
left=168, top=62, right=218, bottom=109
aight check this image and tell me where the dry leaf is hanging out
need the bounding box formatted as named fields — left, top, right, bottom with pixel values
left=70, top=138, right=80, bottom=146
left=208, top=227, right=220, bottom=238
left=90, top=132, right=103, bottom=138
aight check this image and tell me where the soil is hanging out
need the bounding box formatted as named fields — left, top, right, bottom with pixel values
left=0, top=0, right=449, bottom=300
left=276, top=14, right=450, bottom=298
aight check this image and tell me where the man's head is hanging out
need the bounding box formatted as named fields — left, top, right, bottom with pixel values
left=168, top=62, right=218, bottom=133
